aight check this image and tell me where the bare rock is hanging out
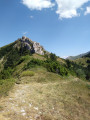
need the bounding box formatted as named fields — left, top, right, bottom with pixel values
left=15, top=36, right=45, bottom=55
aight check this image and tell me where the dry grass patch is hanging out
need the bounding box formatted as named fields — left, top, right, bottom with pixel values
left=0, top=67, right=90, bottom=120
left=32, top=53, right=46, bottom=60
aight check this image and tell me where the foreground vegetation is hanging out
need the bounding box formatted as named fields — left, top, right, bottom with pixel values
left=0, top=67, right=90, bottom=120
left=0, top=78, right=15, bottom=97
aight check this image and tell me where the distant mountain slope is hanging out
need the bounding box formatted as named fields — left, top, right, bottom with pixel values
left=84, top=51, right=90, bottom=57
left=67, top=51, right=90, bottom=60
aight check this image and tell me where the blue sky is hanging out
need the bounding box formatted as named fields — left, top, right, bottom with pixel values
left=0, top=0, right=90, bottom=58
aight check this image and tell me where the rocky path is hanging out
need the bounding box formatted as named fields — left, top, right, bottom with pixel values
left=0, top=78, right=90, bottom=120
left=0, top=83, right=43, bottom=120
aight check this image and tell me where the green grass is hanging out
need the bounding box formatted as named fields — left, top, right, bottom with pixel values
left=21, top=71, right=35, bottom=77
left=0, top=78, right=16, bottom=97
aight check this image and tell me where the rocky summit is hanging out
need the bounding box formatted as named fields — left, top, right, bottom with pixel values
left=14, top=36, right=45, bottom=55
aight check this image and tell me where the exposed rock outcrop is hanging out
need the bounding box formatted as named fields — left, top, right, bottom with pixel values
left=33, top=42, right=44, bottom=55
left=14, top=36, right=45, bottom=55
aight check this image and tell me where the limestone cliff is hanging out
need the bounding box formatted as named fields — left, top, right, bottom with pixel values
left=14, top=36, right=45, bottom=55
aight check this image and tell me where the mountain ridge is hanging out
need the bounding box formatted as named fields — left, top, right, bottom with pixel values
left=66, top=51, right=90, bottom=60
left=0, top=36, right=89, bottom=82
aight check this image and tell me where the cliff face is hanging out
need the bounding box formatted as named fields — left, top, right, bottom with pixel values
left=33, top=42, right=44, bottom=55
left=14, top=36, right=45, bottom=55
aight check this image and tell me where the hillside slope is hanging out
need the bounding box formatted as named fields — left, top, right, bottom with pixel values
left=0, top=37, right=90, bottom=120
left=0, top=67, right=90, bottom=120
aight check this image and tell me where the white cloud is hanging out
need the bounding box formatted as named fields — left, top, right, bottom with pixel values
left=55, top=0, right=90, bottom=19
left=61, top=56, right=69, bottom=59
left=84, top=6, right=90, bottom=15
left=23, top=31, right=28, bottom=35
left=22, top=0, right=54, bottom=10
left=21, top=0, right=90, bottom=19
left=30, top=15, right=34, bottom=18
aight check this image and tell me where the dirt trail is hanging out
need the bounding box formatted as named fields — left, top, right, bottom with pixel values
left=0, top=79, right=90, bottom=120
left=0, top=83, right=41, bottom=120
left=0, top=81, right=67, bottom=120
left=0, top=82, right=59, bottom=120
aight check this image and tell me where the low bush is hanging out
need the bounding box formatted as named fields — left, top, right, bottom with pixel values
left=66, top=59, right=87, bottom=80
left=0, top=67, right=13, bottom=79
left=0, top=78, right=15, bottom=97
left=76, top=68, right=86, bottom=79
left=49, top=53, right=57, bottom=61
left=86, top=84, right=90, bottom=89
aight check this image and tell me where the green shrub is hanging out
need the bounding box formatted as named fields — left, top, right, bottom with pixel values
left=4, top=48, right=21, bottom=69
left=49, top=53, right=57, bottom=61
left=0, top=67, right=13, bottom=79
left=76, top=69, right=86, bottom=79
left=66, top=59, right=87, bottom=79
left=24, top=58, right=69, bottom=76
left=4, top=46, right=32, bottom=69
left=21, top=71, right=35, bottom=77
left=59, top=66, right=68, bottom=76
left=24, top=58, right=43, bottom=70
left=86, top=84, right=90, bottom=89
left=44, top=60, right=69, bottom=76
left=0, top=78, right=15, bottom=97
left=20, top=46, right=32, bottom=56
left=0, top=42, right=15, bottom=59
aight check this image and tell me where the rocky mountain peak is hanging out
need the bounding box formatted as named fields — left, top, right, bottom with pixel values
left=15, top=36, right=45, bottom=55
